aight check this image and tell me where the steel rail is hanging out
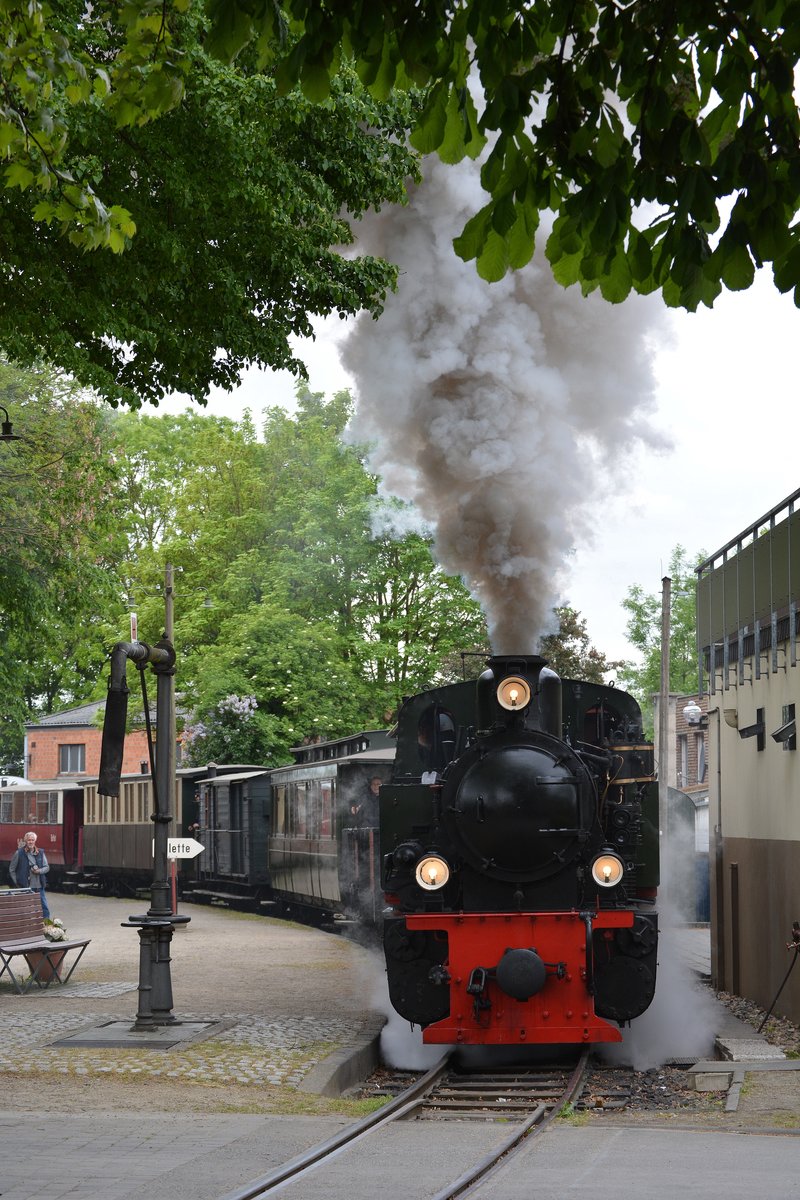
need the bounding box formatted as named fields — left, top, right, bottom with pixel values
left=429, top=1049, right=591, bottom=1200
left=217, top=1053, right=453, bottom=1200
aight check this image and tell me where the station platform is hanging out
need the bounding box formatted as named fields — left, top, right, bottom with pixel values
left=673, top=923, right=712, bottom=978
left=0, top=891, right=387, bottom=1097
left=0, top=898, right=795, bottom=1200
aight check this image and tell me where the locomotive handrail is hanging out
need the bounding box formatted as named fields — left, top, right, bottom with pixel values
left=580, top=911, right=595, bottom=995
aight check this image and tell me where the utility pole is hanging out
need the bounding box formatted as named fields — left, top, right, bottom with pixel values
left=658, top=575, right=671, bottom=857
left=99, top=563, right=187, bottom=1029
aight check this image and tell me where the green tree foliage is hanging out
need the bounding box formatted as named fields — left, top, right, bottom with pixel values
left=116, top=388, right=488, bottom=763
left=0, top=364, right=126, bottom=769
left=208, top=1, right=800, bottom=310
left=539, top=606, right=623, bottom=684
left=617, top=545, right=702, bottom=711
left=2, top=376, right=486, bottom=769
left=0, top=0, right=189, bottom=252
left=180, top=604, right=372, bottom=765
left=0, top=4, right=418, bottom=406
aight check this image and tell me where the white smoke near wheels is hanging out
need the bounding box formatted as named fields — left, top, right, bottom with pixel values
left=343, top=155, right=669, bottom=652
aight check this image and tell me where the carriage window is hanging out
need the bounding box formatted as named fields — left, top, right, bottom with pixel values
left=320, top=780, right=333, bottom=837
left=34, top=792, right=58, bottom=823
left=417, top=706, right=457, bottom=772
left=273, top=784, right=286, bottom=834
left=306, top=780, right=321, bottom=839
left=85, top=786, right=97, bottom=823
left=123, top=782, right=134, bottom=823
left=137, top=782, right=148, bottom=823
left=292, top=782, right=308, bottom=836
left=0, top=793, right=10, bottom=822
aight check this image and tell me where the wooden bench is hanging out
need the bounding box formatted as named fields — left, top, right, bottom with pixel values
left=0, top=890, right=91, bottom=994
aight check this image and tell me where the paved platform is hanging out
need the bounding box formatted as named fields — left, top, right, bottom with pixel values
left=0, top=901, right=794, bottom=1200
left=673, top=923, right=712, bottom=978
left=0, top=891, right=388, bottom=1092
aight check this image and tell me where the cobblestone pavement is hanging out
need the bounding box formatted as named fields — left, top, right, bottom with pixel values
left=0, top=1006, right=365, bottom=1087
left=0, top=891, right=387, bottom=1098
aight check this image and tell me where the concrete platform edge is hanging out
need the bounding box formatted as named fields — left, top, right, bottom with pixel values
left=299, top=1013, right=386, bottom=1097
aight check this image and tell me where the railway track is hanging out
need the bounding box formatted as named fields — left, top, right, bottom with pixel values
left=218, top=1051, right=597, bottom=1200
left=428, top=1051, right=590, bottom=1200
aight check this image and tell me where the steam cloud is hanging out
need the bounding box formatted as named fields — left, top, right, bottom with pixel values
left=600, top=911, right=718, bottom=1070
left=343, top=155, right=669, bottom=651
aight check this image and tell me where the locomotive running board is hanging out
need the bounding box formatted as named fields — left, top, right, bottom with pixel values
left=405, top=910, right=633, bottom=1046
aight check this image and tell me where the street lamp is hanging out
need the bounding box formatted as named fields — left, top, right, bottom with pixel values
left=0, top=404, right=21, bottom=442
left=682, top=699, right=709, bottom=728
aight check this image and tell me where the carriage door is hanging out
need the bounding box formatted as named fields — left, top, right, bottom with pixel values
left=229, top=782, right=247, bottom=876
left=63, top=790, right=84, bottom=869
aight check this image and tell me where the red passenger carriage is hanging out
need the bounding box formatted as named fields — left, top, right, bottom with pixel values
left=0, top=780, right=84, bottom=885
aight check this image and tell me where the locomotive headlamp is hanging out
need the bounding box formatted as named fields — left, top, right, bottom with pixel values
left=415, top=854, right=450, bottom=891
left=497, top=676, right=531, bottom=711
left=591, top=851, right=625, bottom=888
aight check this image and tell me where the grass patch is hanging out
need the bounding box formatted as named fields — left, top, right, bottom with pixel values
left=769, top=1111, right=800, bottom=1128
left=0, top=1067, right=392, bottom=1118
left=215, top=1094, right=389, bottom=1117
left=556, top=1102, right=589, bottom=1126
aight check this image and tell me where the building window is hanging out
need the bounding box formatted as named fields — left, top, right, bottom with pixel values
left=677, top=735, right=688, bottom=787
left=695, top=733, right=707, bottom=783
left=59, top=744, right=86, bottom=773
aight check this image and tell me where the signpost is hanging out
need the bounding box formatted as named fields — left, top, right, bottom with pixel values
left=149, top=838, right=205, bottom=914
left=167, top=837, right=204, bottom=860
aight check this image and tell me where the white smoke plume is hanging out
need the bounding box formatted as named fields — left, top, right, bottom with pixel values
left=370, top=966, right=454, bottom=1070
left=600, top=908, right=718, bottom=1070
left=343, top=154, right=670, bottom=651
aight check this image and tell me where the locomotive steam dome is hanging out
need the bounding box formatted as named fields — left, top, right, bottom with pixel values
left=440, top=731, right=598, bottom=882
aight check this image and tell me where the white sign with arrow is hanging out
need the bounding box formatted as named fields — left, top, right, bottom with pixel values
left=168, top=837, right=204, bottom=859
left=152, top=837, right=205, bottom=859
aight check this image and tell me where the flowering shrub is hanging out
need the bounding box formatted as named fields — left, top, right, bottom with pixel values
left=181, top=694, right=267, bottom=765
left=43, top=917, right=67, bottom=942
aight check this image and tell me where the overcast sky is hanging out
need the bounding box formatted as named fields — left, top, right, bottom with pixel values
left=164, top=267, right=798, bottom=665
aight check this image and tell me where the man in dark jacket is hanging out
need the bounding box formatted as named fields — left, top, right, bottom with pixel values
left=9, top=830, right=51, bottom=918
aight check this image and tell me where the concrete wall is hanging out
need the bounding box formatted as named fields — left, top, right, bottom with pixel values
left=707, top=668, right=800, bottom=1023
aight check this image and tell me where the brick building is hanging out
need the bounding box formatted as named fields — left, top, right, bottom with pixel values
left=25, top=701, right=153, bottom=782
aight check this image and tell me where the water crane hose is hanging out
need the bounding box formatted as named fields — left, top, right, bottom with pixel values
left=757, top=921, right=800, bottom=1033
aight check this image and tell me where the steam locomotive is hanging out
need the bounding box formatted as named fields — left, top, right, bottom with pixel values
left=381, top=654, right=659, bottom=1047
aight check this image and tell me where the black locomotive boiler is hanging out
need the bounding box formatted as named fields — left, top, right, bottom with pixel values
left=381, top=654, right=659, bottom=1047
